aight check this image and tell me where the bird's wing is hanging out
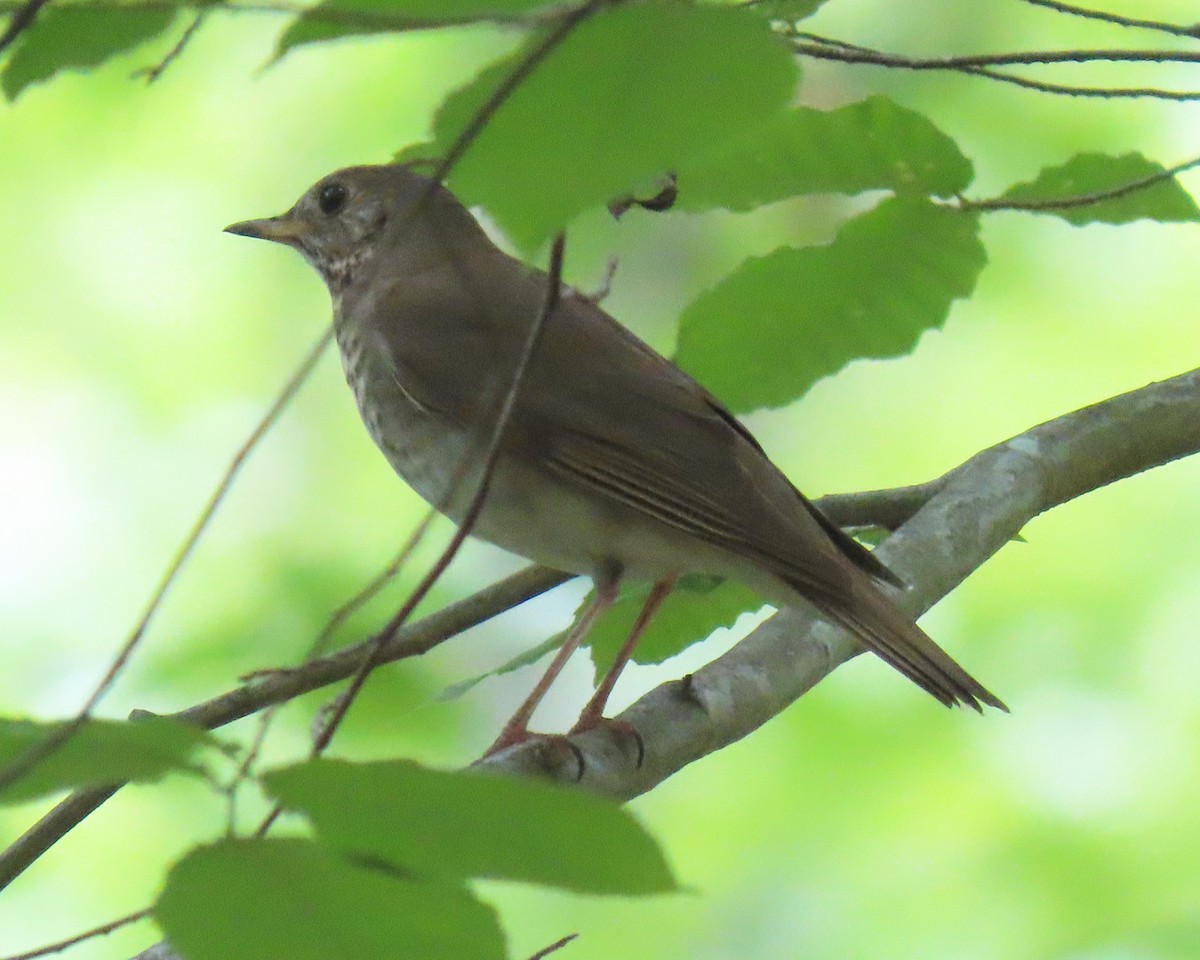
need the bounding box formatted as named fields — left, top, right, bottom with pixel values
left=361, top=253, right=890, bottom=593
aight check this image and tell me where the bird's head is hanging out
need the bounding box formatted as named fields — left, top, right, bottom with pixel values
left=224, top=163, right=473, bottom=293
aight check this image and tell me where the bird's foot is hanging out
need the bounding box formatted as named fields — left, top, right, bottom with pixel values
left=569, top=713, right=645, bottom=769
left=482, top=717, right=535, bottom=758
left=481, top=723, right=586, bottom=780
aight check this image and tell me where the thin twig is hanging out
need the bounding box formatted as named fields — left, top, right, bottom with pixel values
left=242, top=0, right=611, bottom=816
left=311, top=234, right=568, bottom=753
left=794, top=31, right=1200, bottom=100
left=0, top=0, right=50, bottom=54
left=222, top=526, right=435, bottom=804
left=0, top=478, right=934, bottom=888
left=2, top=909, right=151, bottom=960
left=1018, top=0, right=1200, bottom=40
left=254, top=234, right=570, bottom=836
left=0, top=328, right=333, bottom=798
left=0, top=0, right=547, bottom=30
left=0, top=566, right=572, bottom=892
left=794, top=41, right=1200, bottom=68
left=430, top=0, right=612, bottom=185
left=966, top=153, right=1200, bottom=212
left=949, top=68, right=1200, bottom=100
left=528, top=933, right=579, bottom=960
left=136, top=8, right=205, bottom=83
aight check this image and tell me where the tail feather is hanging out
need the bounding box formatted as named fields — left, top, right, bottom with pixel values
left=804, top=577, right=1007, bottom=713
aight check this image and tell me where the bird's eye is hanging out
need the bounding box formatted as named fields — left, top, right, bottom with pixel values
left=317, top=182, right=349, bottom=215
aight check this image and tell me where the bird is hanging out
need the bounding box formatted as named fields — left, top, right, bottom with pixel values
left=225, top=163, right=1005, bottom=753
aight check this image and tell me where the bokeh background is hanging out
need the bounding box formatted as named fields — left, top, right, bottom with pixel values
left=2, top=0, right=1199, bottom=957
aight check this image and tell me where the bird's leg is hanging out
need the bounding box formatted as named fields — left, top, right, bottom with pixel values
left=572, top=572, right=678, bottom=733
left=484, top=573, right=621, bottom=756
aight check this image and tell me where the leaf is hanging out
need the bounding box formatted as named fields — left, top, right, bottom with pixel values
left=583, top=579, right=767, bottom=680
left=264, top=758, right=678, bottom=895
left=156, top=837, right=506, bottom=960
left=438, top=634, right=562, bottom=701
left=677, top=97, right=974, bottom=212
left=995, top=152, right=1200, bottom=225
left=0, top=716, right=219, bottom=804
left=674, top=197, right=986, bottom=413
left=432, top=2, right=798, bottom=249
left=1, top=5, right=177, bottom=101
left=277, top=0, right=555, bottom=56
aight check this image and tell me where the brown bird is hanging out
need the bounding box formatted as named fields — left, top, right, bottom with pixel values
left=226, top=164, right=1005, bottom=752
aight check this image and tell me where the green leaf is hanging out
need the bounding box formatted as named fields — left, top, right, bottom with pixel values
left=677, top=97, right=974, bottom=212
left=0, top=716, right=218, bottom=804
left=1, top=5, right=177, bottom=101
left=995, top=152, right=1200, bottom=225
left=277, top=0, right=554, bottom=56
left=675, top=197, right=986, bottom=413
left=584, top=579, right=766, bottom=680
left=156, top=837, right=505, bottom=960
left=438, top=634, right=562, bottom=701
left=433, top=2, right=798, bottom=249
left=264, top=758, right=678, bottom=895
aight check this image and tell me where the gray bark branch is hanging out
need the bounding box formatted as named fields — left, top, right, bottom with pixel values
left=478, top=367, right=1200, bottom=795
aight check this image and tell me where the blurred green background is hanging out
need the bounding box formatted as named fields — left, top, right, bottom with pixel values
left=2, top=1, right=1199, bottom=957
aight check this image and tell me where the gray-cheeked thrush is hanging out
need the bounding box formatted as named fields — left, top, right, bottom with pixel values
left=225, top=164, right=1006, bottom=752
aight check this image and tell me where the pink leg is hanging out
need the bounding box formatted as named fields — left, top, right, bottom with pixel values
left=572, top=573, right=678, bottom=732
left=485, top=574, right=621, bottom=755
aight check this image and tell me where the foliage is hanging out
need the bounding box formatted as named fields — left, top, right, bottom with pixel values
left=1, top=1, right=1198, bottom=959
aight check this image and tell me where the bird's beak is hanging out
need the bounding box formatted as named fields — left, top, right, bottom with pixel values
left=223, top=212, right=306, bottom=245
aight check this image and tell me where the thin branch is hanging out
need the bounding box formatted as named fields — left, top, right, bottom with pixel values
left=947, top=68, right=1200, bottom=101
left=528, top=934, right=579, bottom=960
left=429, top=0, right=611, bottom=185
left=1018, top=0, right=1200, bottom=40
left=136, top=8, right=205, bottom=83
left=794, top=41, right=1200, bottom=68
left=0, top=0, right=50, bottom=55
left=305, top=233, right=569, bottom=761
left=794, top=31, right=1200, bottom=101
left=121, top=364, right=1200, bottom=960
left=0, top=0, right=549, bottom=30
left=0, top=479, right=946, bottom=889
left=0, top=327, right=333, bottom=798
left=0, top=565, right=572, bottom=891
left=10, top=361, right=1199, bottom=892
left=3, top=909, right=150, bottom=960
left=966, top=154, right=1200, bottom=213
left=477, top=367, right=1200, bottom=798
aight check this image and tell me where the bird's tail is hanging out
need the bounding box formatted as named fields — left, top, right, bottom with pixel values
left=800, top=575, right=1007, bottom=713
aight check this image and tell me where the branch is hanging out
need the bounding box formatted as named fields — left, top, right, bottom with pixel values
left=966, top=154, right=1200, bottom=213
left=795, top=41, right=1200, bottom=69
left=299, top=234, right=569, bottom=762
left=477, top=367, right=1200, bottom=796
left=0, top=565, right=571, bottom=891
left=0, top=328, right=333, bottom=797
left=0, top=475, right=938, bottom=893
left=0, top=0, right=51, bottom=56
left=119, top=365, right=1200, bottom=960
left=792, top=33, right=1200, bottom=100
left=1018, top=0, right=1200, bottom=40
left=0, top=0, right=550, bottom=31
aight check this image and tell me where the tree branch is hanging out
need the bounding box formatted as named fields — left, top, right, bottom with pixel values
left=0, top=0, right=51, bottom=56
left=1018, top=0, right=1200, bottom=41
left=966, top=154, right=1200, bottom=213
left=792, top=33, right=1200, bottom=101
left=19, top=366, right=1200, bottom=960
left=476, top=367, right=1200, bottom=796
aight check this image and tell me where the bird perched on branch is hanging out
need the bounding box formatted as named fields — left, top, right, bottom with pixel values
left=226, top=163, right=1005, bottom=755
